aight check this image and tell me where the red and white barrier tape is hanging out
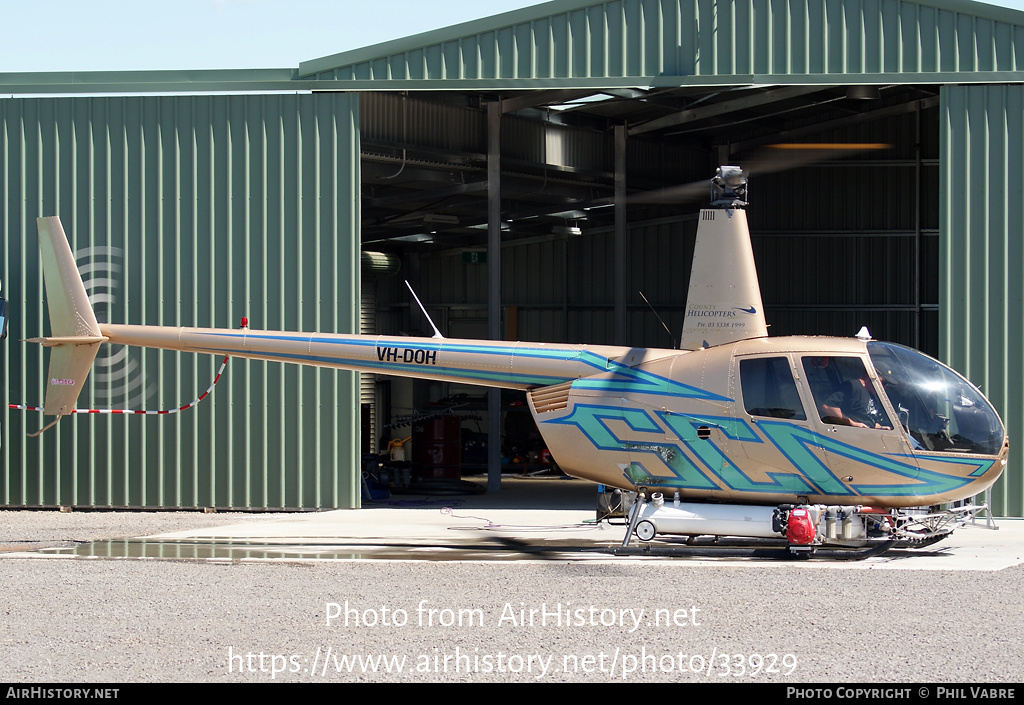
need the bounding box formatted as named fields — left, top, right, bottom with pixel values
left=9, top=355, right=230, bottom=416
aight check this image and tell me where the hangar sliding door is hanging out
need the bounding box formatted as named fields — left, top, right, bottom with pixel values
left=0, top=92, right=362, bottom=510
left=941, top=84, right=1024, bottom=517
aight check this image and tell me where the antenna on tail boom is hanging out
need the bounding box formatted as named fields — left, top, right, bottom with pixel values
left=639, top=291, right=676, bottom=350
left=405, top=280, right=445, bottom=339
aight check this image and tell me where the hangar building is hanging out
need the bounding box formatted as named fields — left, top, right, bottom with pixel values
left=2, top=0, right=1023, bottom=516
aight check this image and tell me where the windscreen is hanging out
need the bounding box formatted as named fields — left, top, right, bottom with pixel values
left=867, top=342, right=1004, bottom=455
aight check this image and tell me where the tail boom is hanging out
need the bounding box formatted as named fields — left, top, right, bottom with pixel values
left=99, top=323, right=634, bottom=391
left=32, top=214, right=651, bottom=421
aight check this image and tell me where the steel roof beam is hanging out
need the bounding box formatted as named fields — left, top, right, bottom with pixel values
left=500, top=89, right=603, bottom=113
left=729, top=95, right=940, bottom=154
left=363, top=181, right=488, bottom=208
left=628, top=85, right=832, bottom=136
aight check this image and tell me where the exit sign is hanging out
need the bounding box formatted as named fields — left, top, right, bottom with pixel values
left=463, top=251, right=487, bottom=264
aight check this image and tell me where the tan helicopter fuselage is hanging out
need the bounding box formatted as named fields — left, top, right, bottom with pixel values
left=93, top=323, right=1006, bottom=510
left=529, top=335, right=1007, bottom=509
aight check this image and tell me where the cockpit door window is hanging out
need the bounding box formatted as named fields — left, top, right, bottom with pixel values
left=801, top=356, right=893, bottom=430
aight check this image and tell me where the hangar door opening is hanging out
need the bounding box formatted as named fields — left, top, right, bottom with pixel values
left=358, top=87, right=940, bottom=482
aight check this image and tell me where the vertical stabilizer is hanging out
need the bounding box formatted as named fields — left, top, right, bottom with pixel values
left=37, top=217, right=101, bottom=339
left=31, top=217, right=106, bottom=419
left=678, top=208, right=768, bottom=350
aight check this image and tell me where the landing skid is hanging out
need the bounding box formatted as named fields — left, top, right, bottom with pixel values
left=890, top=504, right=986, bottom=548
left=617, top=490, right=978, bottom=560
left=612, top=537, right=896, bottom=561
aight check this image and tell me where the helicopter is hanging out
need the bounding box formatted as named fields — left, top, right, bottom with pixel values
left=26, top=166, right=1008, bottom=557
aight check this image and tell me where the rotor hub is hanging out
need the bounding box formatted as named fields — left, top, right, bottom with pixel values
left=710, top=165, right=748, bottom=208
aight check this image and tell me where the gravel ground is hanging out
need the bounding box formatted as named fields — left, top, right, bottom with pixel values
left=1, top=508, right=1022, bottom=683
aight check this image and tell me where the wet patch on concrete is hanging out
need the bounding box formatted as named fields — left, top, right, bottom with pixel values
left=34, top=537, right=620, bottom=562
left=24, top=534, right=964, bottom=564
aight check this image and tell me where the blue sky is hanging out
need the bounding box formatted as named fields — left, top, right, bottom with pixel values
left=0, top=0, right=545, bottom=72
left=3, top=0, right=1024, bottom=73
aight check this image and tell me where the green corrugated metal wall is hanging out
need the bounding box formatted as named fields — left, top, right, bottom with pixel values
left=0, top=92, right=363, bottom=510
left=306, top=0, right=1024, bottom=81
left=941, top=83, right=1024, bottom=517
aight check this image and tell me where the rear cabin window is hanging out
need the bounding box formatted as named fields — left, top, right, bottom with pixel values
left=739, top=357, right=806, bottom=420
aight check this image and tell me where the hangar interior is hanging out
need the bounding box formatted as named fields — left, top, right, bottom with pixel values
left=357, top=85, right=940, bottom=472
left=2, top=0, right=1022, bottom=515
left=363, top=86, right=939, bottom=343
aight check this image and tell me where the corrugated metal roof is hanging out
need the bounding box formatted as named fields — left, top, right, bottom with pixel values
left=0, top=68, right=300, bottom=94
left=4, top=0, right=1023, bottom=94
left=300, top=0, right=1024, bottom=86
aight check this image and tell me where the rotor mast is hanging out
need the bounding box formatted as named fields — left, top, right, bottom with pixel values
left=678, top=167, right=769, bottom=351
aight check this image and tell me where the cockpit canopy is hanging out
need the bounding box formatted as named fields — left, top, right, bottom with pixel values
left=867, top=342, right=1004, bottom=456
left=737, top=340, right=1004, bottom=457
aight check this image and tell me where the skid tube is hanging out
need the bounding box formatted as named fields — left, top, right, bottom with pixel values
left=617, top=489, right=906, bottom=561
left=612, top=538, right=897, bottom=561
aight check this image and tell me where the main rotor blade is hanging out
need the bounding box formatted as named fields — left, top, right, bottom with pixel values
left=740, top=142, right=891, bottom=177
left=624, top=143, right=891, bottom=205
left=625, top=180, right=710, bottom=205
